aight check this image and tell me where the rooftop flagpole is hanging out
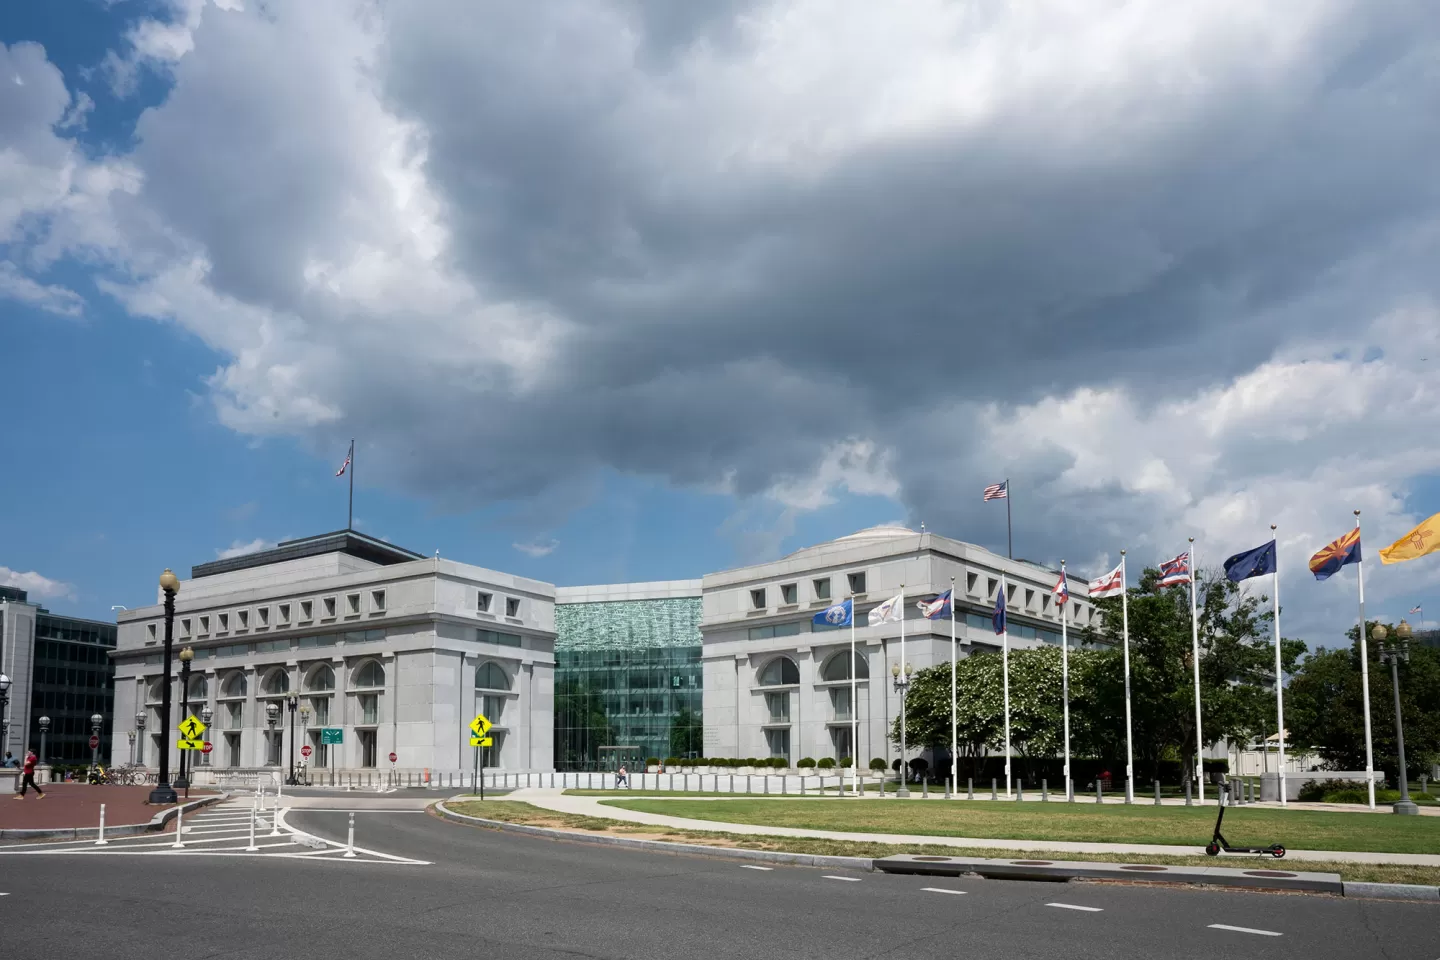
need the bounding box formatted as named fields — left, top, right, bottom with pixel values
left=348, top=438, right=355, bottom=531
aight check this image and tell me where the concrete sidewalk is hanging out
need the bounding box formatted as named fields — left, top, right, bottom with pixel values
left=501, top=788, right=1440, bottom=867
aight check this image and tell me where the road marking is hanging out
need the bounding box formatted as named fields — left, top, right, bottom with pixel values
left=1208, top=924, right=1281, bottom=937
left=740, top=865, right=773, bottom=871
left=922, top=888, right=967, bottom=895
left=1046, top=903, right=1103, bottom=912
left=823, top=876, right=862, bottom=882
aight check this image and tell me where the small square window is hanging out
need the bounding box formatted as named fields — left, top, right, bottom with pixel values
left=257, top=607, right=269, bottom=626
left=346, top=593, right=361, bottom=615
left=277, top=603, right=291, bottom=624
left=812, top=578, right=831, bottom=601
left=987, top=577, right=998, bottom=598
left=847, top=571, right=867, bottom=595
left=477, top=592, right=492, bottom=613
left=146, top=624, right=157, bottom=642
left=198, top=615, right=210, bottom=635
left=237, top=609, right=249, bottom=629
left=750, top=588, right=767, bottom=610
left=217, top=613, right=229, bottom=632
left=322, top=597, right=337, bottom=618
left=780, top=583, right=798, bottom=605
left=1024, top=589, right=1035, bottom=608
left=1041, top=595, right=1051, bottom=612
left=371, top=590, right=386, bottom=612
left=179, top=618, right=191, bottom=638
left=967, top=572, right=979, bottom=594
left=300, top=600, right=313, bottom=622
left=1006, top=584, right=1017, bottom=602
left=505, top=597, right=522, bottom=618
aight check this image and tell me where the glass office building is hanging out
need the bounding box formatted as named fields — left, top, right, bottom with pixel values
left=553, top=590, right=703, bottom=771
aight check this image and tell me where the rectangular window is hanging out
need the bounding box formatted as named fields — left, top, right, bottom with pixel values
left=359, top=729, right=377, bottom=768
left=966, top=572, right=979, bottom=594
left=750, top=588, right=767, bottom=610
left=370, top=590, right=385, bottom=612
left=217, top=613, right=229, bottom=633
left=812, top=578, right=831, bottom=601
left=477, top=629, right=522, bottom=648
left=297, top=634, right=337, bottom=649
left=504, top=597, right=522, bottom=618
left=1024, top=589, right=1035, bottom=609
left=237, top=609, right=249, bottom=630
left=346, top=593, right=361, bottom=615
left=480, top=694, right=506, bottom=721
left=310, top=697, right=330, bottom=726
left=146, top=624, right=157, bottom=643
left=300, top=600, right=313, bottom=622
left=477, top=592, right=492, bottom=612
left=829, top=726, right=853, bottom=763
left=780, top=583, right=798, bottom=605
left=322, top=597, right=336, bottom=619
left=988, top=578, right=998, bottom=598
left=179, top=618, right=191, bottom=638
left=224, top=702, right=243, bottom=729
left=847, top=571, right=867, bottom=595
left=764, top=691, right=790, bottom=723
left=358, top=694, right=379, bottom=725
left=1041, top=595, right=1051, bottom=612
left=764, top=728, right=791, bottom=764
left=198, top=615, right=210, bottom=635
left=257, top=607, right=269, bottom=627
left=277, top=603, right=291, bottom=625
left=829, top=686, right=853, bottom=721
left=1006, top=584, right=1017, bottom=603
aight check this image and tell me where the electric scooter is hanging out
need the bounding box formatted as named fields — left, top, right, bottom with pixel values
left=1205, top=782, right=1285, bottom=858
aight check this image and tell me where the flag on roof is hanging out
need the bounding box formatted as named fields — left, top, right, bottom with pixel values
left=1157, top=551, right=1191, bottom=587
left=335, top=440, right=353, bottom=477
left=982, top=480, right=1008, bottom=501
left=1308, top=528, right=1361, bottom=581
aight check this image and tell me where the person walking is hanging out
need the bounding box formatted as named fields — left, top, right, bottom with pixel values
left=14, top=750, right=44, bottom=799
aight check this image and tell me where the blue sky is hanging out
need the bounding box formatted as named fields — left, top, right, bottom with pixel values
left=2, top=1, right=1437, bottom=639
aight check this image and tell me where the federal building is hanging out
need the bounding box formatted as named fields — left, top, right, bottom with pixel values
left=105, top=525, right=1101, bottom=776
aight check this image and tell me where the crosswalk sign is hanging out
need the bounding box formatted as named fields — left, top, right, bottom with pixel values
left=469, top=713, right=492, bottom=737
left=469, top=736, right=493, bottom=747
left=178, top=714, right=206, bottom=740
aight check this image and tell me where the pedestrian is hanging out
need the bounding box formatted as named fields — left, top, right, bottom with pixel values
left=616, top=765, right=628, bottom=789
left=14, top=750, right=44, bottom=799
left=2, top=752, right=15, bottom=768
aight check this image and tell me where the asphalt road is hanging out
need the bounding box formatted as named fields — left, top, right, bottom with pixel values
left=0, top=804, right=1433, bottom=960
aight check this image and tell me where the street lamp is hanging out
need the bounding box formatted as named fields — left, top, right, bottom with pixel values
left=127, top=730, right=137, bottom=764
left=89, top=713, right=103, bottom=777
left=148, top=567, right=181, bottom=805
left=0, top=673, right=10, bottom=758
left=38, top=715, right=50, bottom=766
left=299, top=702, right=311, bottom=782
left=1371, top=621, right=1419, bottom=815
left=285, top=694, right=300, bottom=785
left=135, top=712, right=147, bottom=766
left=891, top=661, right=914, bottom=798
left=175, top=647, right=194, bottom=790
left=265, top=701, right=279, bottom=767
left=200, top=705, right=214, bottom=767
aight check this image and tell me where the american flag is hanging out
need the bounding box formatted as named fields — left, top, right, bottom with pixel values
left=335, top=441, right=353, bottom=477
left=1157, top=551, right=1191, bottom=587
left=982, top=480, right=1008, bottom=501
left=1411, top=604, right=1424, bottom=615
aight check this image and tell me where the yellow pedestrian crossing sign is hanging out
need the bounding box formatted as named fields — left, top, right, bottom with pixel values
left=469, top=736, right=493, bottom=747
left=177, top=739, right=205, bottom=750
left=179, top=714, right=206, bottom=740
left=469, top=713, right=491, bottom=737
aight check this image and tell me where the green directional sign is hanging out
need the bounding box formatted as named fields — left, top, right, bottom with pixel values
left=320, top=727, right=344, bottom=745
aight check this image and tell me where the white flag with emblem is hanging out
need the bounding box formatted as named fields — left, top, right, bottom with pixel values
left=867, top=592, right=904, bottom=626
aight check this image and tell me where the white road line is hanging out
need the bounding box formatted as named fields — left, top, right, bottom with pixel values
left=1208, top=924, right=1282, bottom=937
left=1046, top=903, right=1103, bottom=912
left=921, top=888, right=967, bottom=895
left=822, top=876, right=862, bottom=882
left=740, top=865, right=773, bottom=871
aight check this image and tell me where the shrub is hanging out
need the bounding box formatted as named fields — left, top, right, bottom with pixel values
left=797, top=757, right=816, bottom=769
left=1298, top=778, right=1352, bottom=802
left=770, top=757, right=787, bottom=769
left=744, top=757, right=758, bottom=767
left=869, top=757, right=887, bottom=771
left=663, top=756, right=680, bottom=767
left=817, top=757, right=836, bottom=769
left=909, top=757, right=930, bottom=773
left=645, top=757, right=661, bottom=767
left=839, top=757, right=853, bottom=768
left=1202, top=758, right=1230, bottom=773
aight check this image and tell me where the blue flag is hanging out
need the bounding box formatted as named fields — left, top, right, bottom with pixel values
left=992, top=586, right=1006, bottom=634
left=917, top=589, right=952, bottom=620
left=1224, top=540, right=1277, bottom=582
left=813, top=598, right=853, bottom=628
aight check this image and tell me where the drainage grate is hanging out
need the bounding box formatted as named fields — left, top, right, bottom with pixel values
left=912, top=856, right=954, bottom=862
left=1243, top=870, right=1297, bottom=878
left=1119, top=865, right=1169, bottom=871
left=1011, top=860, right=1055, bottom=866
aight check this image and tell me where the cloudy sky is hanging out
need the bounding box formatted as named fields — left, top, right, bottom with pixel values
left=2, top=0, right=1437, bottom=642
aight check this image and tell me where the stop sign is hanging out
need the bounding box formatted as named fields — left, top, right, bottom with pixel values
left=88, top=735, right=99, bottom=749
left=202, top=741, right=213, bottom=755
left=388, top=752, right=397, bottom=764
left=301, top=745, right=313, bottom=758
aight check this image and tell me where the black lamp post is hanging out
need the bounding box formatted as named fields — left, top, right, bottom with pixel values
left=200, top=705, right=213, bottom=768
left=127, top=730, right=136, bottom=764
left=148, top=568, right=181, bottom=805
left=89, top=713, right=103, bottom=776
left=285, top=694, right=299, bottom=785
left=0, top=673, right=11, bottom=758
left=38, top=715, right=49, bottom=766
left=891, top=661, right=914, bottom=798
left=1372, top=621, right=1418, bottom=815
left=175, top=647, right=194, bottom=790
left=135, top=712, right=146, bottom=766
left=298, top=702, right=311, bottom=784
left=265, top=701, right=279, bottom=767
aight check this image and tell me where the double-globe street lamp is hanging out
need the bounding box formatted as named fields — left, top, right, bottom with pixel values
left=127, top=730, right=137, bottom=764
left=1370, top=621, right=1418, bottom=816
left=200, top=705, right=214, bottom=768
left=286, top=694, right=300, bottom=785
left=175, top=646, right=195, bottom=790
left=135, top=712, right=147, bottom=766
left=891, top=661, right=914, bottom=798
left=0, top=673, right=11, bottom=757
left=265, top=701, right=280, bottom=768
left=38, top=715, right=49, bottom=765
left=148, top=568, right=181, bottom=805
left=89, top=713, right=103, bottom=776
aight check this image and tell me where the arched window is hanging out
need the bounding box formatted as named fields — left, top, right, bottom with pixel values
left=261, top=669, right=289, bottom=696
left=305, top=664, right=335, bottom=692
left=820, top=651, right=869, bottom=682
left=475, top=661, right=511, bottom=691
left=220, top=673, right=246, bottom=699
left=353, top=660, right=385, bottom=688
left=186, top=675, right=208, bottom=700
left=758, top=657, right=800, bottom=686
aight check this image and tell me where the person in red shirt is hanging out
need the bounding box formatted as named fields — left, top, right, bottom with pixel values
left=14, top=750, right=44, bottom=798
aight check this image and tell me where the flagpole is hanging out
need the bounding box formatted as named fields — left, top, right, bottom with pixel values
left=949, top=576, right=957, bottom=797
left=1271, top=523, right=1286, bottom=807
left=1121, top=550, right=1133, bottom=804
left=1355, top=511, right=1375, bottom=809
left=1060, top=561, right=1071, bottom=801
left=1189, top=537, right=1204, bottom=804
left=1006, top=478, right=1013, bottom=560
left=1002, top=573, right=1012, bottom=799
left=849, top=596, right=858, bottom=798
left=347, top=438, right=355, bottom=531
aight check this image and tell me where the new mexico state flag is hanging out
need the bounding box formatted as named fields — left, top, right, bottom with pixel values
left=1379, top=512, right=1440, bottom=565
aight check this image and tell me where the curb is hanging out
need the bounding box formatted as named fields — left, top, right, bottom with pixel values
left=0, top=792, right=227, bottom=842
left=1341, top=882, right=1440, bottom=902
left=432, top=801, right=873, bottom=872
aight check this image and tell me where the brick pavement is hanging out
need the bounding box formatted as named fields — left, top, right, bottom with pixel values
left=0, top=784, right=214, bottom=831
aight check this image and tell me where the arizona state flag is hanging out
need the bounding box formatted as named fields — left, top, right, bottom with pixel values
left=1380, top=512, right=1440, bottom=565
left=1309, top=528, right=1361, bottom=581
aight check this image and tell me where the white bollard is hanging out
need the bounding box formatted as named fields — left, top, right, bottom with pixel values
left=344, top=812, right=357, bottom=858
left=171, top=803, right=186, bottom=849
left=245, top=799, right=259, bottom=852
left=269, top=801, right=282, bottom=837
left=95, top=803, right=108, bottom=845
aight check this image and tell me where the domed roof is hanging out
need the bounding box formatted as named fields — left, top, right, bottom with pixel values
left=783, top=524, right=918, bottom=560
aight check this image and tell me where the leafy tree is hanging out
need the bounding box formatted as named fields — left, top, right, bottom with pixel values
left=669, top=708, right=703, bottom=759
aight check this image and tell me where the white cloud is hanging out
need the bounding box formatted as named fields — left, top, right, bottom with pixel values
left=0, top=566, right=74, bottom=601
left=0, top=261, right=84, bottom=316
left=216, top=537, right=276, bottom=559
left=765, top=439, right=901, bottom=512
left=512, top=538, right=559, bottom=559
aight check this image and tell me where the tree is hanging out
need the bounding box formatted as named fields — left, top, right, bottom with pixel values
left=669, top=708, right=703, bottom=759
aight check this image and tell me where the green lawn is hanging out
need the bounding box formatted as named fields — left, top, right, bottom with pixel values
left=599, top=798, right=1440, bottom=854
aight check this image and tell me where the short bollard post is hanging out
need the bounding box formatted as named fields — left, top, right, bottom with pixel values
left=245, top=800, right=259, bottom=852
left=922, top=779, right=929, bottom=799
left=171, top=803, right=186, bottom=849
left=747, top=775, right=752, bottom=794
left=1042, top=779, right=1048, bottom=801
left=344, top=812, right=357, bottom=858
left=783, top=776, right=788, bottom=795
left=1016, top=781, right=1024, bottom=802
left=878, top=778, right=885, bottom=797
left=991, top=778, right=997, bottom=800
left=1185, top=780, right=1193, bottom=806
left=944, top=779, right=951, bottom=800
left=967, top=778, right=974, bottom=800
left=270, top=800, right=282, bottom=837
left=729, top=775, right=735, bottom=793
left=1154, top=781, right=1161, bottom=805
left=764, top=776, right=770, bottom=795
left=95, top=803, right=108, bottom=846
left=1096, top=781, right=1103, bottom=803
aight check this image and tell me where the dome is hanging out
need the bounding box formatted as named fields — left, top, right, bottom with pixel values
left=783, top=524, right=918, bottom=560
